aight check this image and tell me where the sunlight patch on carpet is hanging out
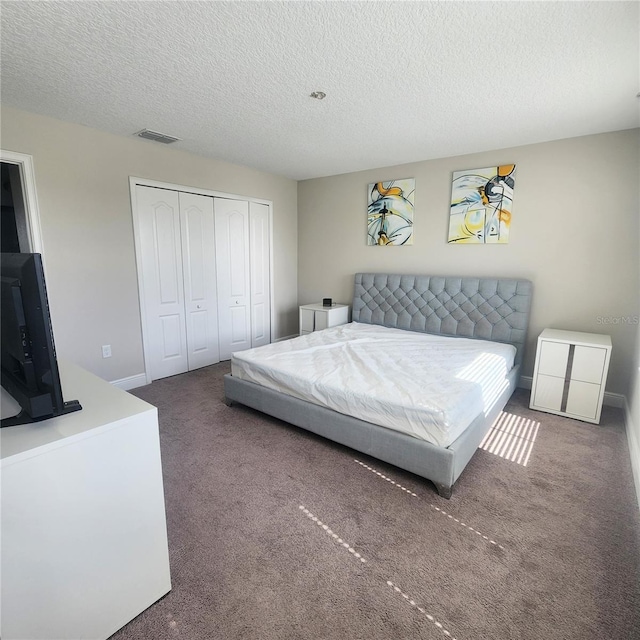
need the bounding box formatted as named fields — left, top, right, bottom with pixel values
left=298, top=505, right=366, bottom=563
left=352, top=459, right=505, bottom=550
left=386, top=580, right=458, bottom=639
left=354, top=459, right=418, bottom=496
left=430, top=505, right=504, bottom=550
left=479, top=411, right=540, bottom=466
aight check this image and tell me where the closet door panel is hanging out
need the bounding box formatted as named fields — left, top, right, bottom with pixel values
left=155, top=208, right=181, bottom=304
left=214, top=198, right=251, bottom=360
left=249, top=203, right=271, bottom=348
left=179, top=192, right=220, bottom=370
left=228, top=212, right=248, bottom=296
left=135, top=186, right=188, bottom=380
left=231, top=307, right=249, bottom=341
left=160, top=315, right=184, bottom=358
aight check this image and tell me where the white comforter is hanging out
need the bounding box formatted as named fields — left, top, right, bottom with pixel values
left=231, top=322, right=516, bottom=447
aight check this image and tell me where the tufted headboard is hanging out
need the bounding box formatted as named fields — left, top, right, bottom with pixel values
left=352, top=273, right=533, bottom=366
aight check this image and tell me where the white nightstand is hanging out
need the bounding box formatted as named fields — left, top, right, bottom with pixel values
left=299, top=303, right=350, bottom=335
left=529, top=328, right=612, bottom=424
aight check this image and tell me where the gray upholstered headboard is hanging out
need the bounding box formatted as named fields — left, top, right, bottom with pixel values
left=352, top=273, right=533, bottom=366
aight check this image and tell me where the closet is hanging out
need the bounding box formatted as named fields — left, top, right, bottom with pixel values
left=133, top=184, right=271, bottom=382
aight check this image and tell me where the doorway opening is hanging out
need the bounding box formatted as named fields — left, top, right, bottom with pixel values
left=1, top=162, right=30, bottom=252
left=0, top=151, right=44, bottom=254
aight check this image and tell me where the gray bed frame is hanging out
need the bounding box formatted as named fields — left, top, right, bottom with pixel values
left=224, top=273, right=532, bottom=498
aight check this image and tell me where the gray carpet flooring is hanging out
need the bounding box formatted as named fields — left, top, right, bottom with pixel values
left=110, top=362, right=640, bottom=640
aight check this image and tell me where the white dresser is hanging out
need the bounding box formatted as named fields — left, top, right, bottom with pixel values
left=0, top=361, right=171, bottom=640
left=299, top=302, right=350, bottom=335
left=529, top=328, right=612, bottom=424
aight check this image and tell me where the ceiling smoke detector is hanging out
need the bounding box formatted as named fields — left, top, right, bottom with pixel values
left=309, top=91, right=326, bottom=100
left=134, top=129, right=181, bottom=144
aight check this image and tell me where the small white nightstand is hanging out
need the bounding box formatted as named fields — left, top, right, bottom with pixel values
left=299, top=303, right=350, bottom=335
left=529, top=328, right=612, bottom=424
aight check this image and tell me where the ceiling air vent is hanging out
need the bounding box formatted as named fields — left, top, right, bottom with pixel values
left=134, top=129, right=181, bottom=144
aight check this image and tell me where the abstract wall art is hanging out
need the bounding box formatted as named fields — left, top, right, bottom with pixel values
left=367, top=178, right=414, bottom=246
left=447, top=165, right=516, bottom=244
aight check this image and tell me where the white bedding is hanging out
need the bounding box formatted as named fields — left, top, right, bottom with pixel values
left=231, top=322, right=516, bottom=447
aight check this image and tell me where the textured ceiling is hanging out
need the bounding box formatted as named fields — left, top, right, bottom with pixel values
left=1, top=1, right=638, bottom=180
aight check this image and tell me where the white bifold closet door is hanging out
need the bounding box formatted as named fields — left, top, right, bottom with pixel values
left=214, top=198, right=271, bottom=360
left=135, top=186, right=220, bottom=380
left=248, top=202, right=271, bottom=350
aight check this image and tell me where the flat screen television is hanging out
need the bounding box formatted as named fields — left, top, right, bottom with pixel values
left=1, top=252, right=81, bottom=427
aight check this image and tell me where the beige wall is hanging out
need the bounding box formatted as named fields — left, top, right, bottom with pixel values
left=2, top=106, right=637, bottom=399
left=1, top=106, right=298, bottom=382
left=298, top=129, right=640, bottom=396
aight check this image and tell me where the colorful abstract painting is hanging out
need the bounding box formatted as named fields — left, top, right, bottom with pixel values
left=367, top=178, right=414, bottom=246
left=447, top=165, right=516, bottom=244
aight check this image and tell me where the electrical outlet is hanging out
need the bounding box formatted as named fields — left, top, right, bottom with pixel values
left=102, top=344, right=112, bottom=358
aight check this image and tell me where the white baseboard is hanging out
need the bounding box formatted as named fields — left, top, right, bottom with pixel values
left=274, top=334, right=298, bottom=342
left=518, top=376, right=533, bottom=392
left=111, top=373, right=148, bottom=391
left=518, top=375, right=625, bottom=408
left=624, top=397, right=640, bottom=513
left=603, top=391, right=627, bottom=409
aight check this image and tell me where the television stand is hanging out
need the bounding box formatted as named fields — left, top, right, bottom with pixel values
left=0, top=395, right=82, bottom=427
left=0, top=360, right=171, bottom=640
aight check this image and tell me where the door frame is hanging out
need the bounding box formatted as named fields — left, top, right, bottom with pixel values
left=1, top=149, right=45, bottom=255
left=129, top=177, right=275, bottom=384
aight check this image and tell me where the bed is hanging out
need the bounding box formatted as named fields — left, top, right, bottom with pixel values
left=224, top=273, right=532, bottom=498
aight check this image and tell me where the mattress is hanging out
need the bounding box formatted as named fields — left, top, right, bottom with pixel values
left=231, top=322, right=516, bottom=447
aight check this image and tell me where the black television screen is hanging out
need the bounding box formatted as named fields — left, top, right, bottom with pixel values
left=1, top=252, right=81, bottom=427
